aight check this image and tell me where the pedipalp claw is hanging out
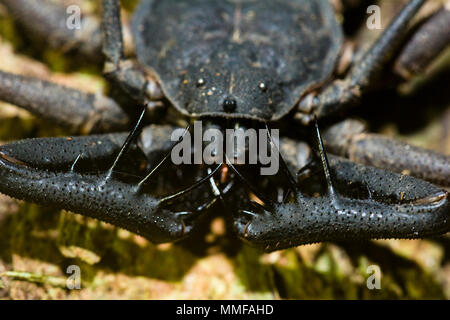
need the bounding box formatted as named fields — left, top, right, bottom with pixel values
left=235, top=139, right=450, bottom=252
left=0, top=127, right=212, bottom=244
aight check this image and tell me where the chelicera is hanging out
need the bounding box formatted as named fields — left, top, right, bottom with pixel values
left=0, top=0, right=449, bottom=252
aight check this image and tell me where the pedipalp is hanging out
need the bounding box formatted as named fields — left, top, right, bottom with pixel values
left=232, top=125, right=449, bottom=252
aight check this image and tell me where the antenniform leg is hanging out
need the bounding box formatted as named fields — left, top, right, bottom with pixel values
left=233, top=124, right=449, bottom=252
left=322, top=119, right=450, bottom=187
left=0, top=121, right=219, bottom=243
left=0, top=70, right=129, bottom=133
left=1, top=0, right=102, bottom=61
left=297, top=0, right=427, bottom=121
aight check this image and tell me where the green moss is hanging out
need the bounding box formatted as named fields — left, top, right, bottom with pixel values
left=120, top=0, right=141, bottom=12
left=0, top=16, right=23, bottom=48
left=233, top=245, right=276, bottom=297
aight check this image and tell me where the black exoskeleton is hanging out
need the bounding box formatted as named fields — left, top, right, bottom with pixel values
left=0, top=0, right=448, bottom=251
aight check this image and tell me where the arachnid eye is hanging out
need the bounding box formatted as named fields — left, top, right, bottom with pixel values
left=223, top=97, right=237, bottom=112
left=196, top=78, right=206, bottom=87
left=258, top=82, right=267, bottom=92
